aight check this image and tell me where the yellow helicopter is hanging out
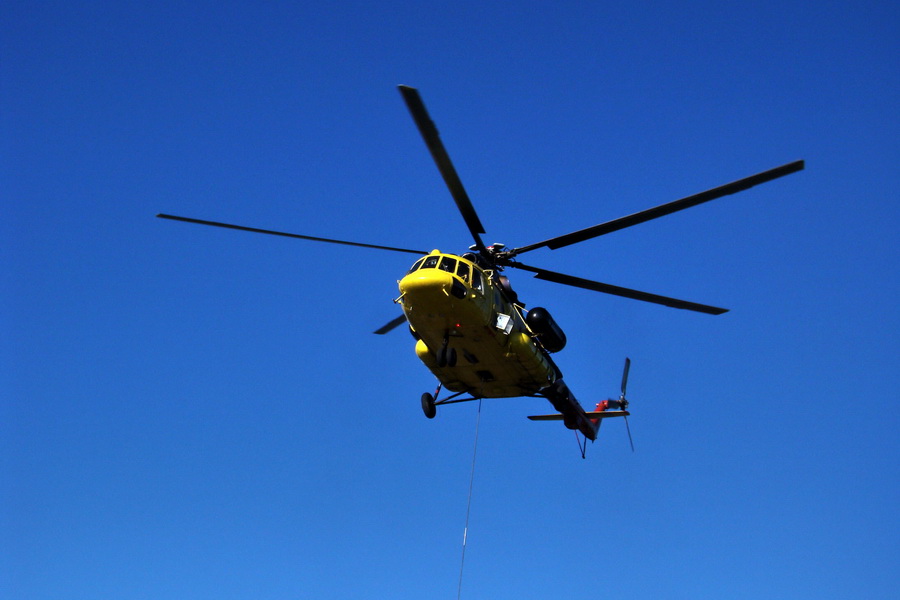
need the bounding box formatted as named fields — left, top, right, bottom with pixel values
left=158, top=85, right=804, bottom=451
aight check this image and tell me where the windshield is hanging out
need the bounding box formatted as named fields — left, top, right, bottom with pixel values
left=407, top=257, right=426, bottom=274
left=407, top=255, right=483, bottom=292
left=438, top=256, right=457, bottom=273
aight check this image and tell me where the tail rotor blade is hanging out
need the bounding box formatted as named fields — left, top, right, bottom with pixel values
left=621, top=358, right=633, bottom=451
left=624, top=415, right=635, bottom=453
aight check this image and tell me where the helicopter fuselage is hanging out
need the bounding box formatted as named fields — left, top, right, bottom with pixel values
left=399, top=250, right=558, bottom=399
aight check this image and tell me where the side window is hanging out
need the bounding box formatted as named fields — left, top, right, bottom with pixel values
left=456, top=262, right=470, bottom=283
left=494, top=290, right=506, bottom=313
left=421, top=256, right=439, bottom=269
left=472, top=269, right=483, bottom=292
left=438, top=257, right=457, bottom=273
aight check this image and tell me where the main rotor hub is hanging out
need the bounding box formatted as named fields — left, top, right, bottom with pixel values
left=467, top=242, right=517, bottom=269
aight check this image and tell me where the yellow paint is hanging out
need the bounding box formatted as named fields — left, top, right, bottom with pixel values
left=399, top=251, right=556, bottom=398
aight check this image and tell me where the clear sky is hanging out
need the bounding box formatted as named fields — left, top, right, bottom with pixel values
left=3, top=2, right=898, bottom=598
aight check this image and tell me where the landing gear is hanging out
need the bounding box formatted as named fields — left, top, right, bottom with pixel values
left=419, top=383, right=481, bottom=420
left=421, top=392, right=437, bottom=418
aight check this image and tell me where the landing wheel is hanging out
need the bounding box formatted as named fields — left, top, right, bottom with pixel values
left=421, top=392, right=437, bottom=419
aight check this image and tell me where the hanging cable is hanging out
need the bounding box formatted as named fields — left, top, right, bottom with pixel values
left=457, top=398, right=482, bottom=600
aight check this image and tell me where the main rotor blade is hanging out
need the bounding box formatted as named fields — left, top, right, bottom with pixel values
left=157, top=214, right=428, bottom=255
left=373, top=314, right=408, bottom=335
left=397, top=85, right=488, bottom=255
left=509, top=262, right=728, bottom=315
left=513, top=160, right=805, bottom=255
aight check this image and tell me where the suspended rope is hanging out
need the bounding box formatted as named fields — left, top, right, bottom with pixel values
left=457, top=398, right=482, bottom=600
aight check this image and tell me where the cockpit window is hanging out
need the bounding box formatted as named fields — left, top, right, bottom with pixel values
left=456, top=262, right=470, bottom=282
left=438, top=257, right=457, bottom=273
left=421, top=256, right=440, bottom=270
left=407, top=257, right=426, bottom=274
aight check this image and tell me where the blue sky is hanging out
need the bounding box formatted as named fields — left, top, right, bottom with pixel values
left=3, top=1, right=898, bottom=598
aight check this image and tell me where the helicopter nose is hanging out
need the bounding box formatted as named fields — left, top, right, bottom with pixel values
left=400, top=269, right=466, bottom=301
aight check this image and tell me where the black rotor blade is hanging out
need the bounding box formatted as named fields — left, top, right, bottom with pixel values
left=513, top=160, right=805, bottom=255
left=624, top=415, right=635, bottom=453
left=157, top=214, right=427, bottom=255
left=621, top=358, right=634, bottom=452
left=373, top=314, right=408, bottom=335
left=397, top=85, right=488, bottom=256
left=509, top=262, right=728, bottom=315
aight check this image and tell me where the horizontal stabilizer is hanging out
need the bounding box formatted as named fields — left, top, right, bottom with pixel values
left=527, top=410, right=629, bottom=421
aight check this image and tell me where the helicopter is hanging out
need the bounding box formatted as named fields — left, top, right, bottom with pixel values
left=158, top=85, right=804, bottom=450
